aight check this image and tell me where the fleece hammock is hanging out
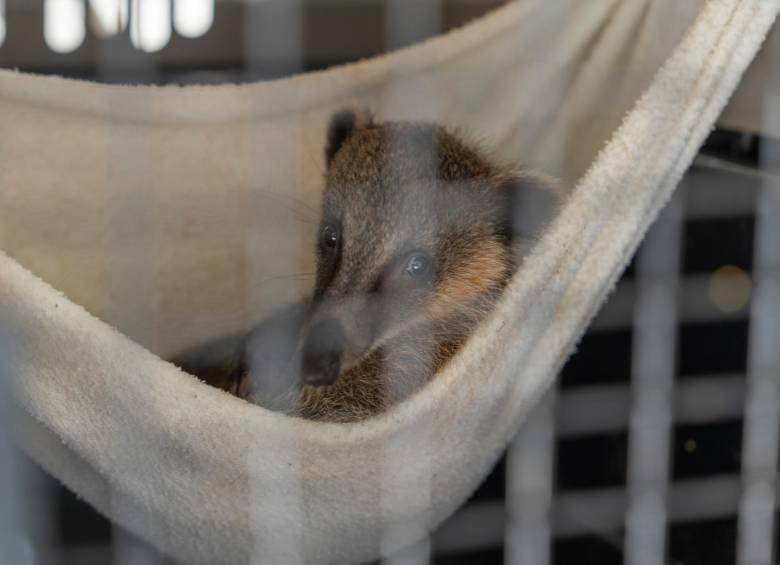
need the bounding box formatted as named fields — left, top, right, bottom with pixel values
left=0, top=0, right=777, bottom=563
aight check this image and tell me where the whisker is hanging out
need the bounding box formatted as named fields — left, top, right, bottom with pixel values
left=253, top=187, right=320, bottom=219
left=254, top=272, right=316, bottom=286
left=307, top=151, right=327, bottom=177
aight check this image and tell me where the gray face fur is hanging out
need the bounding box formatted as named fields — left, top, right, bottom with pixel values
left=298, top=112, right=556, bottom=388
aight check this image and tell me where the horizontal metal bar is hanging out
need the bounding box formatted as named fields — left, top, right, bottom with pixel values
left=435, top=475, right=751, bottom=553
left=557, top=375, right=746, bottom=438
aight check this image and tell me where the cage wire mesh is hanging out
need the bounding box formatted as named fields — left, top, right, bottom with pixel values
left=1, top=1, right=779, bottom=565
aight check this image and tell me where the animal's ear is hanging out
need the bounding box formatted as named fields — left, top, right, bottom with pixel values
left=496, top=171, right=562, bottom=242
left=325, top=108, right=373, bottom=166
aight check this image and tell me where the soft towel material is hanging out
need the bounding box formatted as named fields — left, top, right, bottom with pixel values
left=0, top=0, right=777, bottom=563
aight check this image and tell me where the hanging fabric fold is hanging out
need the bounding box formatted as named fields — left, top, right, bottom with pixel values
left=0, top=1, right=777, bottom=563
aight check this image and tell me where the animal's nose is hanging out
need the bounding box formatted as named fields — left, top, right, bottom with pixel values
left=301, top=319, right=345, bottom=386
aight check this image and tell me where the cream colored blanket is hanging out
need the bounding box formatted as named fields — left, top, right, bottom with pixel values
left=0, top=0, right=777, bottom=563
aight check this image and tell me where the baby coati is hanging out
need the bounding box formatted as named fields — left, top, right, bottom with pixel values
left=175, top=109, right=559, bottom=423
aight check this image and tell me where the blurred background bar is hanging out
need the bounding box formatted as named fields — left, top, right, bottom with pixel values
left=624, top=193, right=683, bottom=565
left=505, top=391, right=556, bottom=565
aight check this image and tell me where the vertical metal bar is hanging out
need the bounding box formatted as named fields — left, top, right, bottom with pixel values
left=736, top=30, right=780, bottom=565
left=505, top=390, right=556, bottom=565
left=242, top=3, right=307, bottom=564
left=384, top=538, right=432, bottom=565
left=504, top=1, right=573, bottom=559
left=381, top=413, right=434, bottom=565
left=624, top=192, right=684, bottom=565
left=244, top=0, right=303, bottom=81
left=736, top=171, right=780, bottom=565
left=0, top=387, right=37, bottom=565
left=94, top=6, right=166, bottom=563
left=380, top=5, right=442, bottom=564
left=97, top=0, right=157, bottom=83
left=385, top=0, right=442, bottom=52
left=381, top=0, right=443, bottom=122
left=0, top=0, right=6, bottom=46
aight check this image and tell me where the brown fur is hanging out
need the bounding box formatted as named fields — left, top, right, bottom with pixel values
left=174, top=111, right=560, bottom=423
left=428, top=239, right=510, bottom=319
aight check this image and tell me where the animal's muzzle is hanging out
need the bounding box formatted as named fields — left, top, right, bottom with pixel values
left=301, top=318, right=345, bottom=386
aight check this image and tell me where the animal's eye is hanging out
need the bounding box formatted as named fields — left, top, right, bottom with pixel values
left=404, top=252, right=433, bottom=279
left=320, top=223, right=340, bottom=250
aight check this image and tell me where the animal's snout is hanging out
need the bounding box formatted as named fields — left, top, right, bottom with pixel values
left=301, top=318, right=345, bottom=386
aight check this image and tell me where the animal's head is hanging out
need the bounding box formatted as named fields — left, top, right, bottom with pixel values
left=299, top=109, right=559, bottom=386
